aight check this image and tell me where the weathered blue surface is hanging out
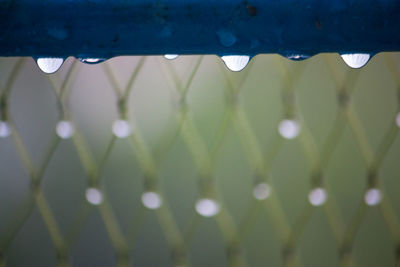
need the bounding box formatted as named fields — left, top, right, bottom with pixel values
left=0, top=0, right=399, bottom=57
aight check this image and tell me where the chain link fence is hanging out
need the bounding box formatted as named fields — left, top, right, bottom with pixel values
left=0, top=53, right=399, bottom=266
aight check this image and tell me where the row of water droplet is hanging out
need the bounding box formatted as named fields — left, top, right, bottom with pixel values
left=35, top=53, right=371, bottom=74
left=2, top=111, right=396, bottom=216
left=3, top=111, right=397, bottom=143
left=82, top=180, right=382, bottom=218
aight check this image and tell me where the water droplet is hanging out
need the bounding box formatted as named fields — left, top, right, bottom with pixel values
left=86, top=187, right=103, bottom=205
left=112, top=119, right=132, bottom=138
left=396, top=112, right=400, bottom=128
left=221, top=55, right=250, bottom=72
left=217, top=30, right=237, bottom=47
left=195, top=198, right=220, bottom=217
left=278, top=119, right=301, bottom=139
left=164, top=54, right=179, bottom=60
left=308, top=188, right=327, bottom=206
left=0, top=121, right=11, bottom=138
left=286, top=54, right=310, bottom=61
left=79, top=58, right=105, bottom=64
left=36, top=58, right=64, bottom=74
left=364, top=188, right=382, bottom=206
left=253, top=183, right=271, bottom=200
left=341, top=54, right=370, bottom=69
left=141, top=191, right=162, bottom=209
left=56, top=120, right=74, bottom=139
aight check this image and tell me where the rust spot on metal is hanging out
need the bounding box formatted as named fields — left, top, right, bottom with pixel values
left=316, top=18, right=322, bottom=29
left=247, top=5, right=257, bottom=16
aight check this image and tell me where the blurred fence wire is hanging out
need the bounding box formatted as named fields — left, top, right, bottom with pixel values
left=0, top=53, right=399, bottom=266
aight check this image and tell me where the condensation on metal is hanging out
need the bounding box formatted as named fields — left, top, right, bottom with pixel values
left=0, top=0, right=399, bottom=58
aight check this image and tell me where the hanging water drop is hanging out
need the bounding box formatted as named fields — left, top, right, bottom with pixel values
left=85, top=187, right=103, bottom=205
left=56, top=120, right=75, bottom=139
left=221, top=55, right=250, bottom=72
left=364, top=188, right=382, bottom=206
left=0, top=121, right=11, bottom=138
left=308, top=187, right=327, bottom=206
left=286, top=54, right=310, bottom=61
left=253, top=183, right=271, bottom=200
left=112, top=119, right=132, bottom=138
left=79, top=58, right=105, bottom=64
left=164, top=54, right=179, bottom=60
left=195, top=198, right=220, bottom=217
left=36, top=58, right=64, bottom=74
left=278, top=119, right=301, bottom=139
left=141, top=191, right=162, bottom=209
left=340, top=54, right=370, bottom=69
left=395, top=112, right=400, bottom=128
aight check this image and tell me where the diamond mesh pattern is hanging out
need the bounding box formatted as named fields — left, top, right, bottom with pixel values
left=0, top=53, right=399, bottom=266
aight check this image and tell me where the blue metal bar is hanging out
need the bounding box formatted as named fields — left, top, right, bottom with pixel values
left=0, top=0, right=399, bottom=58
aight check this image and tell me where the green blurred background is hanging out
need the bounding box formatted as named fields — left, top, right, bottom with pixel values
left=0, top=53, right=399, bottom=266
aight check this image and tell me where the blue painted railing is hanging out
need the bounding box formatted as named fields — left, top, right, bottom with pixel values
left=0, top=0, right=399, bottom=58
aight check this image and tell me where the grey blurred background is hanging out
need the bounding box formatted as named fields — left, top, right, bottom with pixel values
left=0, top=53, right=399, bottom=267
